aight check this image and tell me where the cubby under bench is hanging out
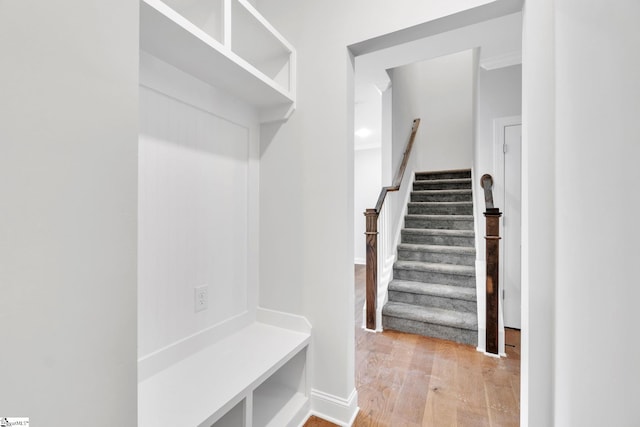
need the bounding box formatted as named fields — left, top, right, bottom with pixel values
left=138, top=318, right=311, bottom=427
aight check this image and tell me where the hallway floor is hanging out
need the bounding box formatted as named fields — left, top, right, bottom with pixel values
left=305, top=264, right=520, bottom=427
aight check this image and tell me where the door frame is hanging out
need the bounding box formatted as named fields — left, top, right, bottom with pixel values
left=493, top=115, right=522, bottom=332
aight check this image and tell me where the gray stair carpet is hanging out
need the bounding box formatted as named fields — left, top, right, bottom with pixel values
left=382, top=169, right=478, bottom=346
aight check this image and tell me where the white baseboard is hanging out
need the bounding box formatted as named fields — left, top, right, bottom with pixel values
left=354, top=257, right=366, bottom=265
left=309, top=388, right=359, bottom=426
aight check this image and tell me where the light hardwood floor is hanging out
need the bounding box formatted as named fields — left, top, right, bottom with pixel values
left=305, top=264, right=520, bottom=427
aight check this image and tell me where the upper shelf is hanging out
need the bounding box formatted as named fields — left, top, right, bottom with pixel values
left=140, top=0, right=296, bottom=122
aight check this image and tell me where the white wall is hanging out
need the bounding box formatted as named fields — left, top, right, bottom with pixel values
left=138, top=53, right=259, bottom=364
left=522, top=0, right=640, bottom=425
left=256, top=0, right=493, bottom=421
left=553, top=1, right=640, bottom=425
left=387, top=50, right=475, bottom=246
left=0, top=1, right=138, bottom=423
left=391, top=50, right=475, bottom=175
left=354, top=148, right=382, bottom=264
left=353, top=83, right=383, bottom=264
left=521, top=0, right=556, bottom=424
left=475, top=64, right=522, bottom=216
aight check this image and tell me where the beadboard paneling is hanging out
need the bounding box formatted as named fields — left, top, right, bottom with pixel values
left=139, top=85, right=250, bottom=358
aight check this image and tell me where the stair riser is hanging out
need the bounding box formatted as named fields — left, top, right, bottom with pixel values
left=408, top=204, right=473, bottom=215
left=397, top=249, right=475, bottom=266
left=388, top=291, right=477, bottom=313
left=411, top=192, right=472, bottom=202
left=415, top=171, right=471, bottom=181
left=382, top=316, right=477, bottom=346
left=413, top=181, right=471, bottom=191
left=404, top=217, right=473, bottom=230
left=401, top=231, right=475, bottom=247
left=393, top=268, right=475, bottom=287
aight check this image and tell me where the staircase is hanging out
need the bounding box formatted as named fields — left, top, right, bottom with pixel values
left=382, top=169, right=478, bottom=346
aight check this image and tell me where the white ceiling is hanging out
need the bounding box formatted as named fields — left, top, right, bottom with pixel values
left=353, top=9, right=523, bottom=150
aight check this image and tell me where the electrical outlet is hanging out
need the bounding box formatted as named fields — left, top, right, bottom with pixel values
left=194, top=285, right=208, bottom=312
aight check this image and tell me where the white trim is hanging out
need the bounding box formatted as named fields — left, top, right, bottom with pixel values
left=309, top=388, right=359, bottom=427
left=137, top=311, right=252, bottom=381
left=480, top=50, right=522, bottom=70
left=494, top=115, right=521, bottom=340
left=475, top=259, right=486, bottom=352
left=354, top=257, right=366, bottom=265
left=482, top=350, right=503, bottom=358
left=374, top=169, right=417, bottom=331
left=256, top=307, right=312, bottom=334
left=354, top=142, right=382, bottom=152
left=493, top=115, right=521, bottom=211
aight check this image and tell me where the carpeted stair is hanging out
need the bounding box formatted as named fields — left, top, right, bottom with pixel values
left=382, top=169, right=478, bottom=346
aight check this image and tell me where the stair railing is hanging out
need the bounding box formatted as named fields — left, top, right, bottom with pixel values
left=480, top=174, right=502, bottom=355
left=364, top=118, right=420, bottom=330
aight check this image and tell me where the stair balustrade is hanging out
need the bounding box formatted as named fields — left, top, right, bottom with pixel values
left=480, top=174, right=502, bottom=355
left=364, top=118, right=420, bottom=330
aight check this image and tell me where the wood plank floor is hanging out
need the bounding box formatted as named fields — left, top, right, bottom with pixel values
left=305, top=264, right=520, bottom=427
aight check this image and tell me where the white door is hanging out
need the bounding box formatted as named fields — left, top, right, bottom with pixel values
left=502, top=123, right=522, bottom=329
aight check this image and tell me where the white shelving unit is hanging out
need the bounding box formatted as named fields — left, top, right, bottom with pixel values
left=140, top=0, right=296, bottom=122
left=138, top=321, right=311, bottom=427
left=138, top=2, right=306, bottom=425
left=253, top=349, right=307, bottom=427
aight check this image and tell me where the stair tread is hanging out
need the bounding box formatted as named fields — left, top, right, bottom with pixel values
left=409, top=201, right=472, bottom=205
left=394, top=260, right=475, bottom=275
left=389, top=280, right=476, bottom=301
left=414, top=178, right=471, bottom=183
left=383, top=301, right=477, bottom=330
left=411, top=189, right=472, bottom=194
left=403, top=228, right=474, bottom=236
left=397, top=243, right=476, bottom=254
left=405, top=214, right=473, bottom=220
left=389, top=169, right=478, bottom=341
left=415, top=169, right=471, bottom=175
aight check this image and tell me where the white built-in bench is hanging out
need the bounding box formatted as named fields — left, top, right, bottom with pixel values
left=138, top=315, right=311, bottom=427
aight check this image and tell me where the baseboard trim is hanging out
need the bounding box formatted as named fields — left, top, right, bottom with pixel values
left=354, top=257, right=366, bottom=265
left=309, top=388, right=359, bottom=426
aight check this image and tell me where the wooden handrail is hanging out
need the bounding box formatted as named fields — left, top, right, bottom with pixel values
left=374, top=119, right=421, bottom=213
left=480, top=174, right=495, bottom=209
left=364, top=118, right=421, bottom=330
left=481, top=174, right=502, bottom=355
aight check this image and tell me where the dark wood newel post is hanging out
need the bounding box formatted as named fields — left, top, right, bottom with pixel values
left=364, top=209, right=379, bottom=330
left=484, top=208, right=502, bottom=355
left=480, top=173, right=501, bottom=355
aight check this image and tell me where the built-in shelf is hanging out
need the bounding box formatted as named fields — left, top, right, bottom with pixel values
left=253, top=349, right=308, bottom=427
left=140, top=0, right=296, bottom=122
left=138, top=321, right=310, bottom=427
left=231, top=0, right=294, bottom=92
left=212, top=400, right=245, bottom=427
left=161, top=0, right=225, bottom=44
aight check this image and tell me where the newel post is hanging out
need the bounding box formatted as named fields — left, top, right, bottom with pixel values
left=484, top=207, right=502, bottom=355
left=364, top=209, right=378, bottom=330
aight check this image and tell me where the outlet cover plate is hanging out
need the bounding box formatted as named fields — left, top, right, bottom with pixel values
left=195, top=285, right=208, bottom=312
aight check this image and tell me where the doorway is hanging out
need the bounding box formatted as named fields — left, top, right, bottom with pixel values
left=494, top=116, right=522, bottom=329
